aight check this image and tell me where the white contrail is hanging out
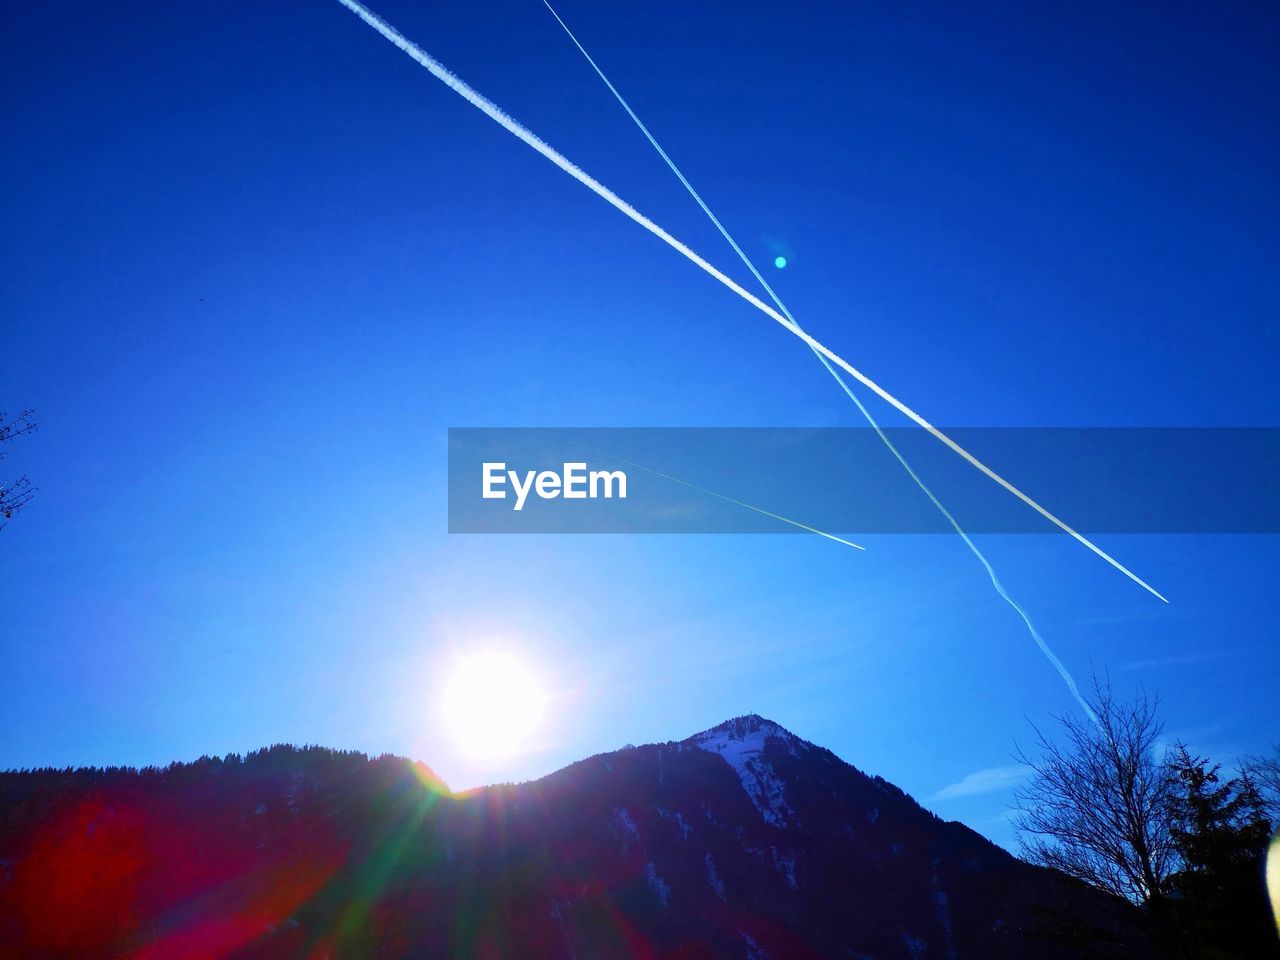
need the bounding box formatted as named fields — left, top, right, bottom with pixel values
left=539, top=0, right=1097, bottom=718
left=333, top=0, right=1166, bottom=606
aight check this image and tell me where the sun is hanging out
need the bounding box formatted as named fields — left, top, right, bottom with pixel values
left=442, top=651, right=548, bottom=760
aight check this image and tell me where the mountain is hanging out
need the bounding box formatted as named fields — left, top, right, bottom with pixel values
left=0, top=716, right=1148, bottom=959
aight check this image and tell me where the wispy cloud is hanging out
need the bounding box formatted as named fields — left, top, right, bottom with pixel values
left=929, top=765, right=1028, bottom=802
left=1074, top=609, right=1169, bottom=628
left=1122, top=650, right=1229, bottom=671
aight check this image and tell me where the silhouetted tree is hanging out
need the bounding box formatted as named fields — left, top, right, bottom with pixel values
left=1243, top=744, right=1280, bottom=820
left=1014, top=677, right=1177, bottom=903
left=1013, top=676, right=1180, bottom=953
left=1165, top=744, right=1277, bottom=959
left=0, top=409, right=38, bottom=530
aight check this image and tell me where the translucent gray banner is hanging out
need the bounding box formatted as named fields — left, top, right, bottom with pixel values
left=447, top=428, right=1279, bottom=534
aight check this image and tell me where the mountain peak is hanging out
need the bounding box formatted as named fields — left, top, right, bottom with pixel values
left=686, top=714, right=799, bottom=744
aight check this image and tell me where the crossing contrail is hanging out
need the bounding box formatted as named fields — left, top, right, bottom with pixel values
left=333, top=0, right=1167, bottom=607
left=539, top=0, right=1098, bottom=717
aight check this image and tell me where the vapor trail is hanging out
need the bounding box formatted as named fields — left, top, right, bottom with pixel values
left=563, top=440, right=866, bottom=551
left=539, top=0, right=1096, bottom=717
left=333, top=0, right=1166, bottom=607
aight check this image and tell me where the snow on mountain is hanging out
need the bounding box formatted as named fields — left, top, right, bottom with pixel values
left=686, top=715, right=803, bottom=827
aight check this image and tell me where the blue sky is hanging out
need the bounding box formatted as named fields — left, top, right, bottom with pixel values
left=3, top=0, right=1277, bottom=849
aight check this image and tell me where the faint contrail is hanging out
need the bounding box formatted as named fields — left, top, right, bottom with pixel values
left=333, top=0, right=1166, bottom=606
left=539, top=0, right=1096, bottom=717
left=562, top=439, right=866, bottom=551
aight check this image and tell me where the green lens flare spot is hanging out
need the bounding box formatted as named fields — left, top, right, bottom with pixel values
left=774, top=256, right=787, bottom=269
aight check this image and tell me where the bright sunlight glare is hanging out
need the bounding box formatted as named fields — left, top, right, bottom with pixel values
left=442, top=651, right=547, bottom=760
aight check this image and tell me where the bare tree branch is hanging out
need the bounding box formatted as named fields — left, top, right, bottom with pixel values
left=1012, top=675, right=1179, bottom=907
left=0, top=409, right=38, bottom=530
left=1241, top=744, right=1280, bottom=821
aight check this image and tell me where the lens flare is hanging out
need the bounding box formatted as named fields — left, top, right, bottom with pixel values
left=774, top=256, right=787, bottom=269
left=442, top=651, right=547, bottom=760
left=1268, top=829, right=1280, bottom=938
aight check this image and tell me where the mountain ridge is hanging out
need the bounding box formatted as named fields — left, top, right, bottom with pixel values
left=0, top=716, right=1148, bottom=959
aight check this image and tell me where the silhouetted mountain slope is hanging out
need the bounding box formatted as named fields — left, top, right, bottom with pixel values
left=0, top=717, right=1147, bottom=959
